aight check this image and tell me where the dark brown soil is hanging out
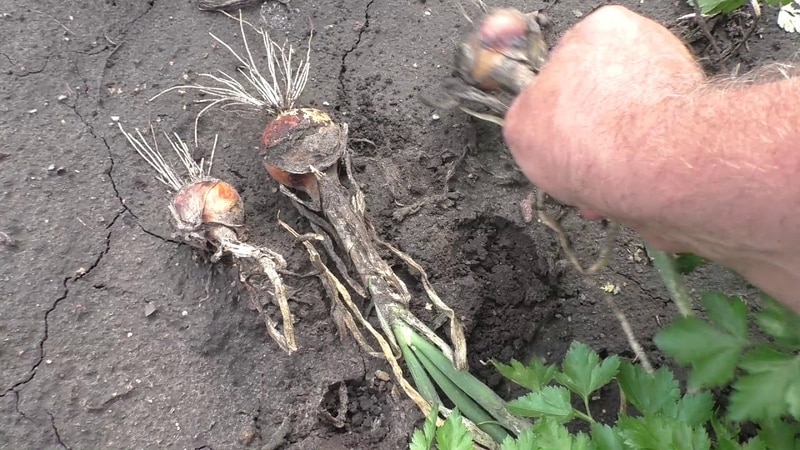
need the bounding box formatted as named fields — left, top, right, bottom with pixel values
left=0, top=0, right=792, bottom=448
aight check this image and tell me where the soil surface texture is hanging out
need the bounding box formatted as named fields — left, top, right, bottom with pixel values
left=1, top=0, right=795, bottom=448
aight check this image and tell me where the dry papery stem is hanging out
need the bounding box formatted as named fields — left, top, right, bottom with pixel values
left=149, top=10, right=312, bottom=146
left=118, top=123, right=297, bottom=353
left=279, top=218, right=499, bottom=449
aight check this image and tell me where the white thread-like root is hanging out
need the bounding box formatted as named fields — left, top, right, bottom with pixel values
left=118, top=123, right=217, bottom=189
left=149, top=11, right=312, bottom=147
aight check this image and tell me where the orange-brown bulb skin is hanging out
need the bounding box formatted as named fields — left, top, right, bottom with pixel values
left=260, top=108, right=339, bottom=197
left=478, top=9, right=530, bottom=53
left=261, top=108, right=333, bottom=150
left=172, top=179, right=244, bottom=229
left=264, top=163, right=317, bottom=194
left=456, top=8, right=548, bottom=93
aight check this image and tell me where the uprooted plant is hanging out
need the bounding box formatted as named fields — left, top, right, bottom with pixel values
left=118, top=124, right=297, bottom=353
left=424, top=6, right=621, bottom=278
left=148, top=11, right=529, bottom=442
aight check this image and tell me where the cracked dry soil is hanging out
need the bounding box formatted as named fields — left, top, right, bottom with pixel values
left=1, top=0, right=796, bottom=448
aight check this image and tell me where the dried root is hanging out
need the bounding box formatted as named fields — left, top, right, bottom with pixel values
left=119, top=124, right=297, bottom=353
left=534, top=190, right=620, bottom=275
left=280, top=220, right=434, bottom=417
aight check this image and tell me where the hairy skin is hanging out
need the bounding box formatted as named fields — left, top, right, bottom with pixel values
left=503, top=5, right=800, bottom=312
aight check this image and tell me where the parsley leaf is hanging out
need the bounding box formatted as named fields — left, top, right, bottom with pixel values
left=728, top=346, right=800, bottom=422
left=755, top=295, right=800, bottom=349
left=556, top=341, right=620, bottom=403
left=617, top=414, right=711, bottom=450
left=654, top=292, right=748, bottom=389
left=508, top=386, right=575, bottom=423
left=492, top=357, right=557, bottom=392
left=409, top=405, right=438, bottom=450
left=692, top=0, right=748, bottom=15
left=675, top=391, right=714, bottom=427
left=617, top=362, right=680, bottom=416
left=591, top=423, right=625, bottom=450
left=435, top=409, right=473, bottom=450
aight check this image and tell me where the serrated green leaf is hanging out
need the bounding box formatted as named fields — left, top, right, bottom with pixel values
left=740, top=437, right=769, bottom=450
left=676, top=392, right=714, bottom=426
left=409, top=404, right=438, bottom=450
left=493, top=357, right=557, bottom=392
left=508, top=386, right=575, bottom=422
left=556, top=342, right=620, bottom=401
left=501, top=428, right=537, bottom=450
left=410, top=429, right=431, bottom=450
left=531, top=417, right=580, bottom=449
left=711, top=418, right=742, bottom=450
left=759, top=419, right=800, bottom=450
left=728, top=347, right=800, bottom=422
left=617, top=362, right=680, bottom=416
left=591, top=423, right=625, bottom=450
left=654, top=306, right=747, bottom=389
left=703, top=293, right=748, bottom=338
left=674, top=253, right=708, bottom=274
left=617, top=415, right=711, bottom=450
left=755, top=295, right=800, bottom=349
left=692, top=0, right=748, bottom=14
left=435, top=409, right=473, bottom=450
left=573, top=432, right=594, bottom=450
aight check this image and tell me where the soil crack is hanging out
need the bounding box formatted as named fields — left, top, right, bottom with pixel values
left=1, top=211, right=124, bottom=399
left=49, top=411, right=69, bottom=449
left=337, top=0, right=375, bottom=102
left=0, top=51, right=52, bottom=77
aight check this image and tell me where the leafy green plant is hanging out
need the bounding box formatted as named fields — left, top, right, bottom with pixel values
left=692, top=0, right=791, bottom=15
left=408, top=294, right=800, bottom=449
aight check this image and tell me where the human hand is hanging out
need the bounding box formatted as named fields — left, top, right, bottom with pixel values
left=502, top=5, right=705, bottom=252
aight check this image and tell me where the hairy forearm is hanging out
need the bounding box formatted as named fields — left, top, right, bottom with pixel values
left=624, top=74, right=800, bottom=256
left=613, top=72, right=800, bottom=310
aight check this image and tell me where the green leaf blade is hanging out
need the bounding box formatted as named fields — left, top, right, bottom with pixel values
left=676, top=391, right=714, bottom=427
left=591, top=423, right=625, bottom=450
left=556, top=342, right=619, bottom=401
left=508, top=386, right=575, bottom=423
left=618, top=415, right=711, bottom=450
left=617, top=362, right=680, bottom=417
left=435, top=410, right=474, bottom=450
left=728, top=347, right=800, bottom=422
left=493, top=357, right=557, bottom=392
left=654, top=306, right=746, bottom=389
